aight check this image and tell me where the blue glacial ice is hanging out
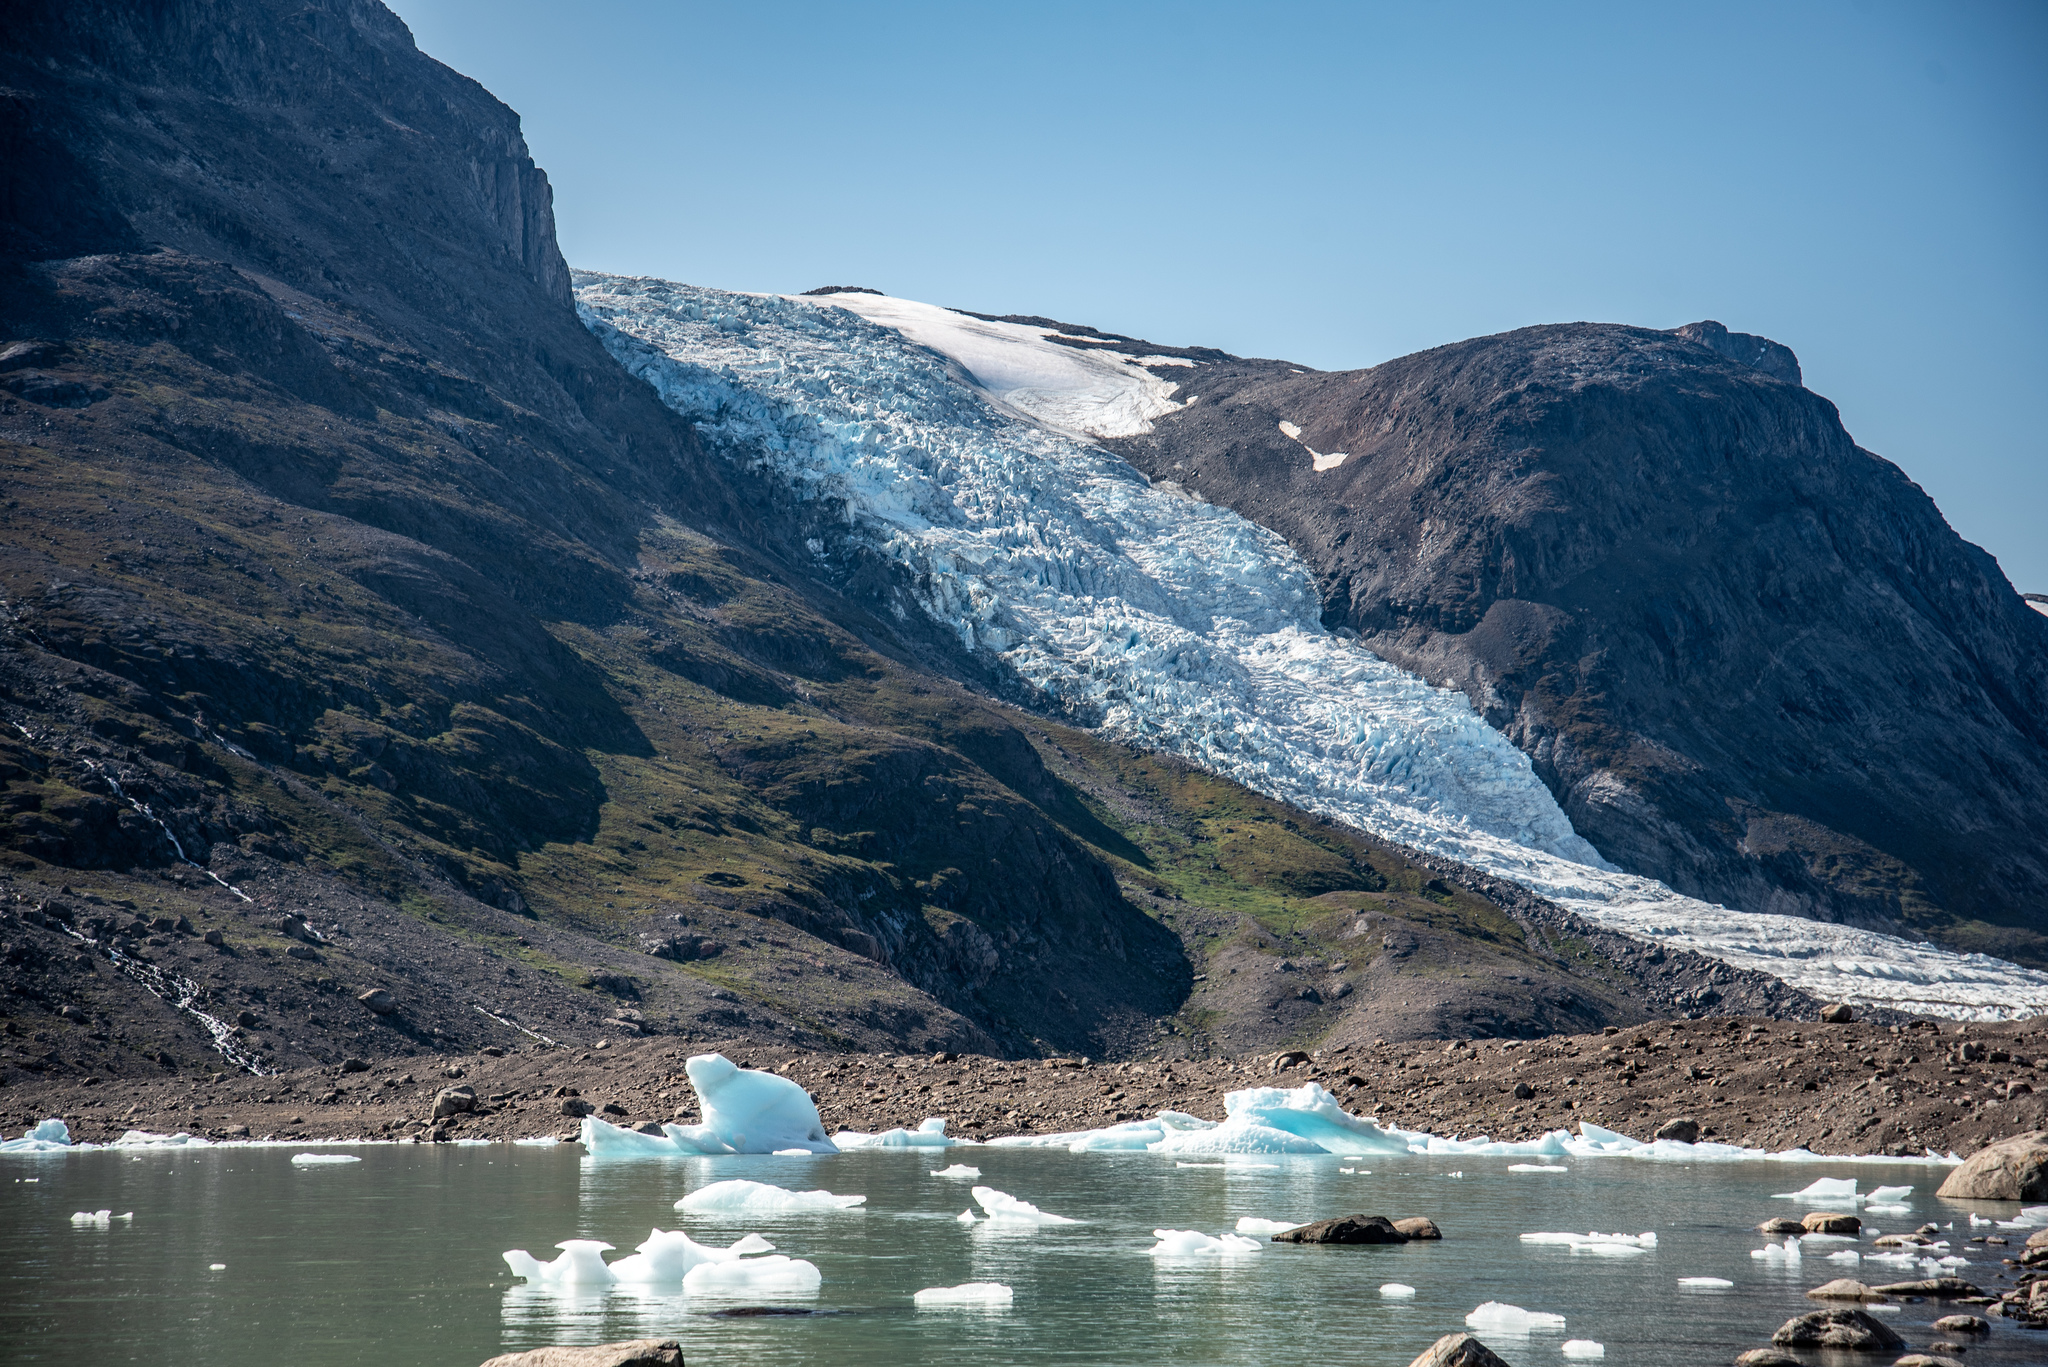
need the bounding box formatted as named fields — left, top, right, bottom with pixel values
left=504, top=1229, right=786, bottom=1287
left=676, top=1179, right=865, bottom=1215
left=574, top=274, right=2048, bottom=1020
left=578, top=1053, right=836, bottom=1157
left=971, top=1186, right=1077, bottom=1225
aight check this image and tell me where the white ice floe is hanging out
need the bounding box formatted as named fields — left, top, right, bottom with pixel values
left=677, top=1180, right=865, bottom=1216
left=834, top=1118, right=962, bottom=1149
left=1521, top=1232, right=1655, bottom=1253
left=290, top=1154, right=360, bottom=1166
left=1509, top=1164, right=1568, bottom=1173
left=972, top=1186, right=1076, bottom=1225
left=956, top=1209, right=978, bottom=1225
left=930, top=1163, right=982, bottom=1178
left=915, top=1281, right=1014, bottom=1308
left=513, top=1137, right=560, bottom=1147
left=1234, top=1217, right=1306, bottom=1235
left=208, top=1262, right=225, bottom=1271
left=579, top=1053, right=835, bottom=1158
left=1751, top=1237, right=1803, bottom=1262
left=69, top=1209, right=131, bottom=1226
left=3, top=1119, right=73, bottom=1153
left=1148, top=1229, right=1263, bottom=1256
left=608, top=1229, right=775, bottom=1283
left=682, top=1254, right=822, bottom=1297
left=574, top=273, right=2048, bottom=1020
left=1466, top=1302, right=1567, bottom=1333
left=1381, top=1282, right=1418, bottom=1297
left=1678, top=1277, right=1733, bottom=1288
left=502, top=1239, right=619, bottom=1285
left=1562, top=1341, right=1606, bottom=1359
left=1826, top=1250, right=1862, bottom=1263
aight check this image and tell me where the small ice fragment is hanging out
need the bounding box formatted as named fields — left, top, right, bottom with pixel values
left=956, top=1209, right=977, bottom=1225
left=1465, top=1301, right=1567, bottom=1332
left=1508, top=1163, right=1568, bottom=1173
left=1341, top=1155, right=1368, bottom=1161
left=930, top=1164, right=981, bottom=1178
left=1750, top=1236, right=1802, bottom=1262
left=1678, top=1277, right=1733, bottom=1288
left=1561, top=1340, right=1605, bottom=1358
left=914, top=1281, right=1014, bottom=1307
left=1826, top=1250, right=1861, bottom=1263
left=290, top=1153, right=361, bottom=1165
left=682, top=1253, right=821, bottom=1296
left=1234, top=1217, right=1304, bottom=1235
left=1380, top=1282, right=1418, bottom=1297
left=677, top=1179, right=865, bottom=1215
left=208, top=1263, right=225, bottom=1271
left=1773, top=1177, right=1858, bottom=1202
left=1867, top=1185, right=1912, bottom=1203
left=972, top=1186, right=1076, bottom=1225
left=1175, top=1161, right=1226, bottom=1169
left=772, top=1148, right=816, bottom=1156
left=70, top=1210, right=112, bottom=1227
left=28, top=1119, right=70, bottom=1144
left=1339, top=1167, right=1356, bottom=1174
left=1147, top=1229, right=1262, bottom=1256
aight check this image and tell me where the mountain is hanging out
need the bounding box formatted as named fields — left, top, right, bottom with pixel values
left=0, top=0, right=1781, bottom=1086
left=1102, top=319, right=2048, bottom=965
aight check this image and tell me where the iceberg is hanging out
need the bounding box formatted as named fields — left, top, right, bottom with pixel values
left=1234, top=1217, right=1306, bottom=1235
left=502, top=1240, right=620, bottom=1285
left=682, top=1254, right=821, bottom=1297
left=1774, top=1178, right=1861, bottom=1202
left=1751, top=1237, right=1803, bottom=1262
left=1148, top=1229, right=1263, bottom=1256
left=1466, top=1302, right=1567, bottom=1333
left=1380, top=1283, right=1418, bottom=1297
left=574, top=1053, right=835, bottom=1158
left=3, top=1119, right=73, bottom=1153
left=1521, top=1232, right=1655, bottom=1252
left=1561, top=1341, right=1605, bottom=1358
left=972, top=1186, right=1077, bottom=1225
left=608, top=1229, right=775, bottom=1283
left=677, top=1180, right=865, bottom=1215
left=833, top=1118, right=960, bottom=1149
left=1678, top=1277, right=1733, bottom=1288
left=290, top=1154, right=360, bottom=1166
left=930, top=1163, right=981, bottom=1178
left=574, top=272, right=2048, bottom=1021
left=914, top=1281, right=1014, bottom=1307
left=69, top=1209, right=130, bottom=1226
left=1509, top=1163, right=1568, bottom=1172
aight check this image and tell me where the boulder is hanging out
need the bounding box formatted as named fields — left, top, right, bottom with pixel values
left=432, top=1086, right=477, bottom=1119
left=2027, top=1227, right=2048, bottom=1249
left=1929, top=1315, right=1989, bottom=1336
left=356, top=988, right=397, bottom=1015
left=1653, top=1117, right=1700, bottom=1143
left=1771, top=1309, right=1905, bottom=1351
left=203, top=929, right=225, bottom=947
left=1935, top=1131, right=2048, bottom=1200
left=561, top=1097, right=596, bottom=1118
left=477, top=1340, right=683, bottom=1367
left=1733, top=1352, right=1802, bottom=1367
left=1393, top=1217, right=1443, bottom=1240
left=1867, top=1278, right=1984, bottom=1299
left=340, top=1057, right=369, bottom=1074
left=1821, top=1003, right=1855, bottom=1024
left=1803, top=1212, right=1862, bottom=1235
left=1269, top=1050, right=1311, bottom=1073
left=1271, top=1214, right=1408, bottom=1244
left=1806, top=1279, right=1888, bottom=1302
left=1890, top=1357, right=1965, bottom=1367
left=1511, top=1081, right=1535, bottom=1100
left=1758, top=1218, right=1806, bottom=1234
left=1404, top=1333, right=1514, bottom=1367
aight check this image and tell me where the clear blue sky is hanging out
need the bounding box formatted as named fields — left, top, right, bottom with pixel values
left=393, top=0, right=2048, bottom=592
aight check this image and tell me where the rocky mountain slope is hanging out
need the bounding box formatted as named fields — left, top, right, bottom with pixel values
left=1105, top=321, right=2048, bottom=966
left=0, top=0, right=1772, bottom=1085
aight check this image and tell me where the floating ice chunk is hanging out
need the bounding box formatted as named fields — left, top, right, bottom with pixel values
left=1235, top=1217, right=1305, bottom=1235
left=1148, top=1229, right=1262, bottom=1256
left=677, top=1179, right=865, bottom=1215
left=1751, top=1237, right=1802, bottom=1262
left=1799, top=1233, right=1856, bottom=1243
left=1380, top=1282, right=1418, bottom=1297
left=773, top=1149, right=817, bottom=1157
left=70, top=1209, right=113, bottom=1226
left=1826, top=1250, right=1862, bottom=1263
left=914, top=1281, right=1014, bottom=1307
left=956, top=1209, right=977, bottom=1225
left=1678, top=1277, right=1733, bottom=1288
left=503, top=1239, right=618, bottom=1285
left=1521, top=1232, right=1655, bottom=1249
left=1509, top=1164, right=1568, bottom=1173
left=1176, top=1162, right=1226, bottom=1169
left=1864, top=1203, right=1910, bottom=1216
left=1938, top=1255, right=1970, bottom=1266
left=1868, top=1185, right=1912, bottom=1202
left=972, top=1186, right=1076, bottom=1225
left=834, top=1117, right=961, bottom=1149
left=930, top=1164, right=982, bottom=1178
left=581, top=1053, right=836, bottom=1158
left=208, top=1262, right=225, bottom=1271
left=682, top=1254, right=821, bottom=1297
left=290, top=1153, right=360, bottom=1165
left=111, top=1129, right=211, bottom=1148
left=1561, top=1341, right=1605, bottom=1358
left=1466, top=1302, right=1567, bottom=1333
left=1774, top=1177, right=1859, bottom=1202
left=1, top=1118, right=72, bottom=1152
left=513, top=1137, right=559, bottom=1147
left=606, top=1228, right=774, bottom=1282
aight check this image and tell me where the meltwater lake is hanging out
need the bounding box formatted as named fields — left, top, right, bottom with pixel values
left=3, top=1140, right=2037, bottom=1366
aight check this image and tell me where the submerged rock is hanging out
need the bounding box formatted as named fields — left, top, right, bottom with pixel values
left=1271, top=1214, right=1407, bottom=1244
left=1771, top=1309, right=1905, bottom=1351
left=1733, top=1352, right=1802, bottom=1367
left=1806, top=1279, right=1888, bottom=1302
left=476, top=1340, right=682, bottom=1367
left=1392, top=1217, right=1442, bottom=1240
left=1866, top=1278, right=1983, bottom=1299
left=1803, top=1212, right=1862, bottom=1234
left=1405, top=1333, right=1514, bottom=1367
left=1929, top=1315, right=1989, bottom=1336
left=1935, top=1131, right=2048, bottom=1200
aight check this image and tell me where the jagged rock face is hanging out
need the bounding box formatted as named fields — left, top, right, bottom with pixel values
left=1108, top=323, right=2048, bottom=964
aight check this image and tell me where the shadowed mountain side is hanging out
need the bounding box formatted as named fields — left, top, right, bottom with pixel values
left=1106, top=323, right=2048, bottom=964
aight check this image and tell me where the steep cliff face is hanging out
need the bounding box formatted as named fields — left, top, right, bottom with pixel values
left=1108, top=323, right=2048, bottom=964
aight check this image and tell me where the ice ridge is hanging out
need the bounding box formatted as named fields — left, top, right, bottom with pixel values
left=573, top=274, right=2048, bottom=1020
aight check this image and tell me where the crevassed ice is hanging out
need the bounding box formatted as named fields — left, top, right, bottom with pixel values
left=574, top=274, right=2048, bottom=1020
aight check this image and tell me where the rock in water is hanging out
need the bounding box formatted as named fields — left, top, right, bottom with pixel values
left=1935, top=1131, right=2048, bottom=1200
left=1805, top=1279, right=1888, bottom=1302
left=1867, top=1278, right=1984, bottom=1299
left=1392, top=1217, right=1443, bottom=1240
left=1652, top=1117, right=1699, bottom=1144
left=1770, top=1309, right=1905, bottom=1351
left=1891, top=1357, right=1967, bottom=1367
left=1404, top=1334, right=1514, bottom=1367
left=1733, top=1352, right=1802, bottom=1367
left=1758, top=1218, right=1806, bottom=1234
left=1272, top=1214, right=1408, bottom=1244
left=476, top=1341, right=682, bottom=1367
left=1929, top=1315, right=1989, bottom=1337
left=1802, top=1212, right=1862, bottom=1235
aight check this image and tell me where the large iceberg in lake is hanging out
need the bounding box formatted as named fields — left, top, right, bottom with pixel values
left=504, top=1229, right=777, bottom=1284
left=2, top=1119, right=73, bottom=1153
left=579, top=1053, right=836, bottom=1158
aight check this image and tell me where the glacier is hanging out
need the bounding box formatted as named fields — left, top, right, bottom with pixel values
left=574, top=274, right=2048, bottom=1019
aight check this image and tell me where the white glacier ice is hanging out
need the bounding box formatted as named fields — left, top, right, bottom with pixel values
left=2, top=1118, right=72, bottom=1153
left=1561, top=1341, right=1606, bottom=1358
left=1751, top=1237, right=1803, bottom=1262
left=1234, top=1217, right=1306, bottom=1235
left=576, top=1053, right=835, bottom=1158
left=677, top=1180, right=865, bottom=1215
left=608, top=1229, right=775, bottom=1282
left=1678, top=1277, right=1734, bottom=1288
left=682, top=1254, right=822, bottom=1297
left=956, top=1209, right=978, bottom=1225
left=1773, top=1178, right=1862, bottom=1202
left=915, top=1281, right=1015, bottom=1308
left=1466, top=1302, right=1567, bottom=1333
left=1380, top=1282, right=1418, bottom=1297
left=1148, top=1228, right=1263, bottom=1256
left=502, top=1239, right=620, bottom=1285
left=1520, top=1232, right=1655, bottom=1251
left=69, top=1209, right=130, bottom=1226
left=1508, top=1164, right=1568, bottom=1173
left=930, top=1163, right=982, bottom=1178
left=290, top=1154, right=360, bottom=1166
left=574, top=273, right=2048, bottom=1020
left=833, top=1118, right=961, bottom=1149
left=972, top=1186, right=1077, bottom=1225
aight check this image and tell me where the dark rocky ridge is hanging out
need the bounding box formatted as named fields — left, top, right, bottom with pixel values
left=1105, top=322, right=2048, bottom=965
left=0, top=0, right=1805, bottom=1082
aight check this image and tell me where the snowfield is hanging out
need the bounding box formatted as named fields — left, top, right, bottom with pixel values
left=574, top=274, right=2048, bottom=1020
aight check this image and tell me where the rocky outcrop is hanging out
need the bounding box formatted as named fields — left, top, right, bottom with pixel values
left=1108, top=322, right=2048, bottom=964
left=1405, top=1334, right=1514, bottom=1367
left=1935, top=1131, right=2048, bottom=1200
left=478, top=1341, right=682, bottom=1367
left=1770, top=1309, right=1904, bottom=1350
left=1271, top=1214, right=1407, bottom=1244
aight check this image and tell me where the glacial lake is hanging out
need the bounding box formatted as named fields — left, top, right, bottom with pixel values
left=1, top=1142, right=2036, bottom=1366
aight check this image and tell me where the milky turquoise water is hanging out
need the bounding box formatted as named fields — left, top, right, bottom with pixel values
left=1, top=1143, right=2037, bottom=1366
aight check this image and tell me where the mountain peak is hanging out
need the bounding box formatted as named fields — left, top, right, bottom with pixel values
left=1670, top=319, right=1802, bottom=386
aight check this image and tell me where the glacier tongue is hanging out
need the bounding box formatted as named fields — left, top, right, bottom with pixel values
left=574, top=274, right=2048, bottom=1021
